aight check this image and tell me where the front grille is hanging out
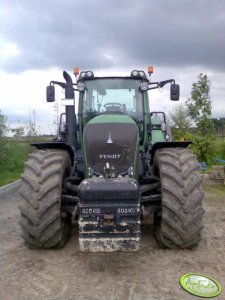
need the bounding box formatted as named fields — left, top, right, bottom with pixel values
left=83, top=122, right=138, bottom=175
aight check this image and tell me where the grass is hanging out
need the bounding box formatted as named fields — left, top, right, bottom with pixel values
left=0, top=142, right=31, bottom=186
left=0, top=136, right=54, bottom=187
left=203, top=179, right=225, bottom=198
left=214, top=137, right=225, bottom=160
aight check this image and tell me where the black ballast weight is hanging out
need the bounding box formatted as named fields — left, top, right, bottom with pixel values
left=78, top=178, right=140, bottom=251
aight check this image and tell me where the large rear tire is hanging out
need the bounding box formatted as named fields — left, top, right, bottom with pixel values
left=19, top=149, right=71, bottom=248
left=154, top=148, right=205, bottom=249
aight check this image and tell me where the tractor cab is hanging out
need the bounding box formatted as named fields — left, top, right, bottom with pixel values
left=80, top=77, right=144, bottom=120
left=78, top=76, right=147, bottom=147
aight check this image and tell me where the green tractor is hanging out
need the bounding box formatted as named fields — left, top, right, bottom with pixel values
left=19, top=67, right=204, bottom=251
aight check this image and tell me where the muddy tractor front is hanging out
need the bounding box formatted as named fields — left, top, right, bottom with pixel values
left=19, top=67, right=204, bottom=252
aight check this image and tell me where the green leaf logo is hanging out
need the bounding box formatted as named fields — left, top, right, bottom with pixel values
left=180, top=273, right=221, bottom=298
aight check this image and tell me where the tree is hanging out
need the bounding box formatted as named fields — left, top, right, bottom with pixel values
left=0, top=110, right=8, bottom=163
left=212, top=118, right=225, bottom=136
left=185, top=74, right=216, bottom=163
left=11, top=124, right=25, bottom=140
left=170, top=103, right=191, bottom=130
left=185, top=73, right=214, bottom=135
left=53, top=102, right=60, bottom=135
left=182, top=132, right=216, bottom=163
left=25, top=109, right=40, bottom=137
left=169, top=104, right=191, bottom=140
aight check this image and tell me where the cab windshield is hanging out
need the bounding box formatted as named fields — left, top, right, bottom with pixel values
left=82, top=78, right=143, bottom=122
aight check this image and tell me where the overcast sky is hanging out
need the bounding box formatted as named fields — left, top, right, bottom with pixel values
left=1, top=0, right=225, bottom=134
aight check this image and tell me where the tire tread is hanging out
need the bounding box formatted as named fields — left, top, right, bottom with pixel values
left=154, top=147, right=204, bottom=249
left=19, top=149, right=71, bottom=249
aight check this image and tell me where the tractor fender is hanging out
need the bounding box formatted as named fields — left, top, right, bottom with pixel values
left=31, top=142, right=75, bottom=165
left=150, top=141, right=191, bottom=165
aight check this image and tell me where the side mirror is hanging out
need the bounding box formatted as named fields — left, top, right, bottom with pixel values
left=46, top=85, right=55, bottom=102
left=170, top=84, right=180, bottom=101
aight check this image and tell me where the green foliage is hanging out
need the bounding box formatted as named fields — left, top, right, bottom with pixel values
left=170, top=103, right=192, bottom=141
left=10, top=110, right=41, bottom=141
left=0, top=111, right=7, bottom=137
left=0, top=141, right=30, bottom=186
left=181, top=132, right=216, bottom=163
left=11, top=125, right=25, bottom=140
left=197, top=118, right=215, bottom=136
left=170, top=104, right=191, bottom=130
left=186, top=73, right=211, bottom=120
left=171, top=128, right=189, bottom=141
left=0, top=110, right=8, bottom=163
left=211, top=118, right=225, bottom=135
left=179, top=73, right=218, bottom=165
left=0, top=108, right=52, bottom=186
left=186, top=73, right=215, bottom=135
left=214, top=137, right=225, bottom=160
left=25, top=109, right=40, bottom=137
left=191, top=134, right=216, bottom=163
left=0, top=135, right=53, bottom=186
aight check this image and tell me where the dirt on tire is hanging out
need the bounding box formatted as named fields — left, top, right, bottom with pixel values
left=19, top=150, right=71, bottom=249
left=154, top=148, right=204, bottom=249
left=0, top=179, right=224, bottom=300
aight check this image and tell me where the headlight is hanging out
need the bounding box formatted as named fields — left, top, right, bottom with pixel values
left=77, top=82, right=85, bottom=91
left=140, top=82, right=149, bottom=91
left=165, top=134, right=170, bottom=141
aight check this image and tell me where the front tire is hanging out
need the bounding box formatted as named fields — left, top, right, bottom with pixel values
left=19, top=149, right=71, bottom=248
left=154, top=148, right=205, bottom=249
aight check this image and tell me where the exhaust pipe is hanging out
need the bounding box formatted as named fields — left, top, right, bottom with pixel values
left=66, top=105, right=77, bottom=148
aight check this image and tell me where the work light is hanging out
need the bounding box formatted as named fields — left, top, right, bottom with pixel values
left=138, top=71, right=145, bottom=77
left=131, top=70, right=139, bottom=77
left=80, top=71, right=86, bottom=79
left=86, top=71, right=94, bottom=78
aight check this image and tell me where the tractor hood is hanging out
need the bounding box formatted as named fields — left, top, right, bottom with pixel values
left=83, top=114, right=139, bottom=178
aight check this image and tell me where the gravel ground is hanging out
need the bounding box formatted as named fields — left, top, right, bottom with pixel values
left=0, top=179, right=224, bottom=300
